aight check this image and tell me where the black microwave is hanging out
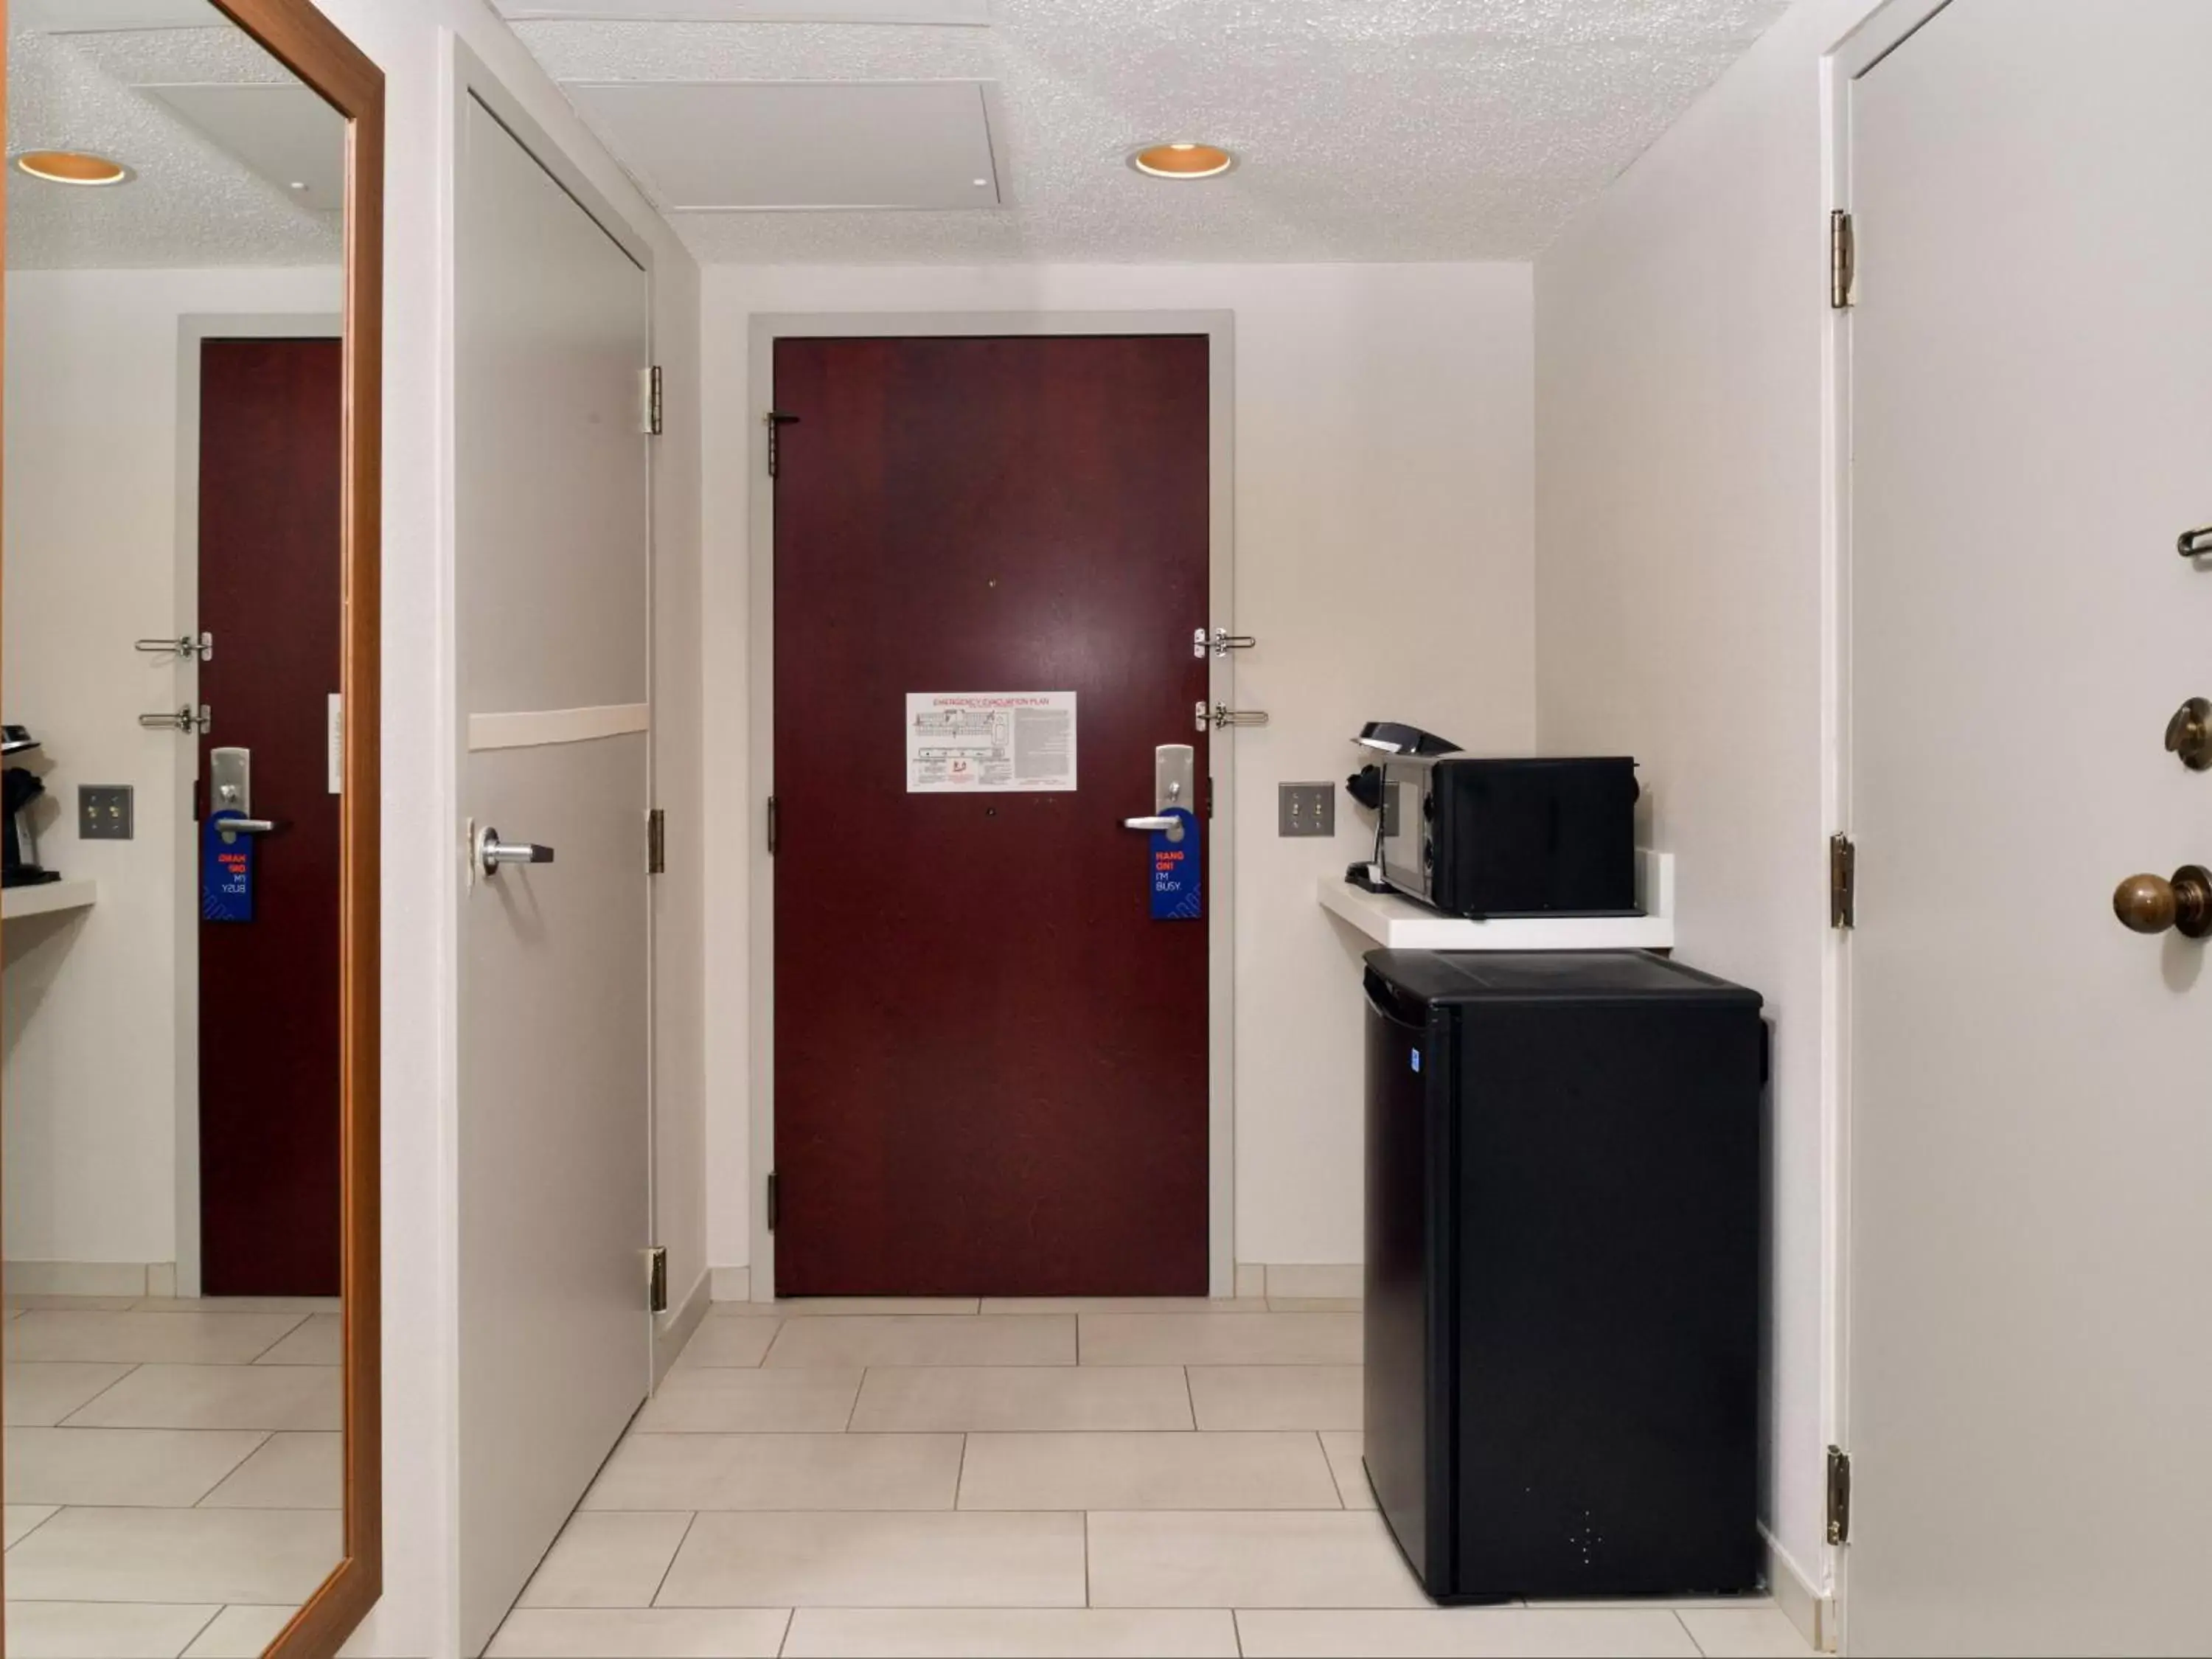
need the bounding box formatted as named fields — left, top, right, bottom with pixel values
left=1377, top=756, right=1640, bottom=919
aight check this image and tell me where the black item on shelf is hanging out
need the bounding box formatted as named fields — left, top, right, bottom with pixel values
left=1362, top=949, right=1764, bottom=1604
left=3, top=765, right=60, bottom=887
left=1353, top=720, right=1461, bottom=757
left=1377, top=755, right=1640, bottom=919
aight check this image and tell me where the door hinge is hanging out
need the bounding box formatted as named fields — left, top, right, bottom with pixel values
left=1193, top=627, right=1258, bottom=659
left=765, top=1171, right=779, bottom=1234
left=644, top=366, right=665, bottom=437
left=765, top=410, right=801, bottom=479
left=1197, top=701, right=1270, bottom=732
left=766, top=796, right=779, bottom=856
left=1830, top=209, right=1856, bottom=310
left=139, top=703, right=212, bottom=735
left=135, top=632, right=212, bottom=662
left=647, top=807, right=667, bottom=875
left=1829, top=832, right=1857, bottom=930
left=647, top=1245, right=669, bottom=1315
left=1826, top=1444, right=1852, bottom=1545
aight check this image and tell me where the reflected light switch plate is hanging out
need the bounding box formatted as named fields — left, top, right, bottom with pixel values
left=1279, top=782, right=1335, bottom=838
left=79, top=785, right=135, bottom=841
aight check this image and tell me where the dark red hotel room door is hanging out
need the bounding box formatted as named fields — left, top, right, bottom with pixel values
left=773, top=335, right=1212, bottom=1295
left=198, top=338, right=344, bottom=1295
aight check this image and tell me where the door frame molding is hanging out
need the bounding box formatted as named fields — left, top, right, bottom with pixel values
left=170, top=311, right=344, bottom=1303
left=1819, top=0, right=1960, bottom=1644
left=746, top=310, right=1239, bottom=1298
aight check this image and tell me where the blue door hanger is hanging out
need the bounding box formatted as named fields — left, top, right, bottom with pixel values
left=203, top=810, right=254, bottom=922
left=1150, top=806, right=1202, bottom=921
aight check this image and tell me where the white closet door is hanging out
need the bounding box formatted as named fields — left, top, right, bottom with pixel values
left=455, top=91, right=653, bottom=1658
left=1848, top=1, right=2212, bottom=1652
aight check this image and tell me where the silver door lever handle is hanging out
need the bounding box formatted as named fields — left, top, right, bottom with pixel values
left=1123, top=814, right=1185, bottom=843
left=479, top=826, right=556, bottom=875
left=215, top=818, right=279, bottom=843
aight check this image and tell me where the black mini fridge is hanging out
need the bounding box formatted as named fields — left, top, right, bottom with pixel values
left=1361, top=950, right=1764, bottom=1604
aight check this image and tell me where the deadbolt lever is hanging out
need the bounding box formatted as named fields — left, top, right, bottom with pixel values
left=2165, top=698, right=2212, bottom=771
left=2113, top=866, right=2212, bottom=940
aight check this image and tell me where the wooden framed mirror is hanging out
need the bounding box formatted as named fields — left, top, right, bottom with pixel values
left=1, top=0, right=380, bottom=1653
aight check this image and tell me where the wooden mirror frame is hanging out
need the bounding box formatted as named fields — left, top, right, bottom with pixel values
left=0, top=0, right=383, bottom=1652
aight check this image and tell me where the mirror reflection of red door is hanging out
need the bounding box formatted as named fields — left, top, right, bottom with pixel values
left=773, top=334, right=1213, bottom=1296
left=197, top=337, right=344, bottom=1296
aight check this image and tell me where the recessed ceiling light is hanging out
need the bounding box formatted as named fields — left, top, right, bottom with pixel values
left=12, top=149, right=135, bottom=187
left=1129, top=142, right=1235, bottom=180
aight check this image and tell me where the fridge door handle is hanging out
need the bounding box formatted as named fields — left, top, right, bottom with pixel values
left=1362, top=973, right=1429, bottom=1031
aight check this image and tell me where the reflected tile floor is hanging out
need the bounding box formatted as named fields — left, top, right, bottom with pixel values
left=1, top=1298, right=341, bottom=1659
left=493, top=1299, right=1817, bottom=1659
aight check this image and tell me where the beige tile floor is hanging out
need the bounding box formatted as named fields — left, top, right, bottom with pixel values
left=493, top=1298, right=1818, bottom=1659
left=1, top=1295, right=343, bottom=1659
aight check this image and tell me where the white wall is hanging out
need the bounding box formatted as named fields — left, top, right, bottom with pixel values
left=2, top=265, right=342, bottom=1274
left=700, top=262, right=1536, bottom=1278
left=1532, top=0, right=1882, bottom=1597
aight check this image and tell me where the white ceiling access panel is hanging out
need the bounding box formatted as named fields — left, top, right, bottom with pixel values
left=498, top=1, right=987, bottom=21
left=141, top=83, right=348, bottom=215
left=563, top=80, right=1004, bottom=212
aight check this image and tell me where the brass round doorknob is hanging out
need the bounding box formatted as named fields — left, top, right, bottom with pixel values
left=2113, top=865, right=2212, bottom=939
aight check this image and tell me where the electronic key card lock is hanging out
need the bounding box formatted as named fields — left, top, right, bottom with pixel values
left=1124, top=744, right=1205, bottom=922
left=1123, top=744, right=1196, bottom=844
left=201, top=747, right=282, bottom=924
left=209, top=748, right=282, bottom=845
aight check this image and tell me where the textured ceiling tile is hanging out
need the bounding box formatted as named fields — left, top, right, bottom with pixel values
left=512, top=0, right=1786, bottom=262
left=5, top=20, right=339, bottom=271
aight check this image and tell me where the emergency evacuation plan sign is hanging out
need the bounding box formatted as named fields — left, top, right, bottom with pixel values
left=906, top=692, right=1077, bottom=792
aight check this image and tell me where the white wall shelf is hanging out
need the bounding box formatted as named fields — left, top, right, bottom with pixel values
left=2, top=878, right=100, bottom=923
left=1318, top=851, right=1675, bottom=953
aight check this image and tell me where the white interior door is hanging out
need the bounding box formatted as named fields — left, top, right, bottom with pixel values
left=1847, top=2, right=2212, bottom=1652
left=456, top=93, right=653, bottom=1657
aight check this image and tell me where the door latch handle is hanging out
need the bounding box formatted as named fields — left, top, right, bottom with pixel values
left=1123, top=813, right=1185, bottom=842
left=2178, top=526, right=2212, bottom=558
left=1196, top=701, right=1269, bottom=732
left=215, top=818, right=281, bottom=844
left=479, top=826, right=556, bottom=876
left=1193, top=627, right=1257, bottom=659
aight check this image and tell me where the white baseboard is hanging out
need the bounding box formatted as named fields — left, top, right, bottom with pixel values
left=1262, top=1263, right=1361, bottom=1299
left=1763, top=1527, right=1838, bottom=1653
left=709, top=1261, right=1361, bottom=1305
left=4, top=1260, right=162, bottom=1298
left=653, top=1267, right=712, bottom=1388
left=709, top=1265, right=752, bottom=1303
